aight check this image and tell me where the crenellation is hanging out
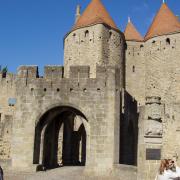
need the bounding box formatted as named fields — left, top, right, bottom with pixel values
left=0, top=73, right=16, bottom=85
left=12, top=65, right=120, bottom=98
left=44, top=66, right=64, bottom=79
left=17, top=66, right=39, bottom=79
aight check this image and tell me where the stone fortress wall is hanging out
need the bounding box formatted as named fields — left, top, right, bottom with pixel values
left=125, top=40, right=145, bottom=106
left=145, top=33, right=180, bottom=103
left=0, top=30, right=179, bottom=180
left=125, top=33, right=180, bottom=106
left=125, top=32, right=180, bottom=179
left=0, top=73, right=16, bottom=165
left=0, top=64, right=138, bottom=177
left=125, top=23, right=180, bottom=180
left=0, top=0, right=179, bottom=179
left=0, top=65, right=123, bottom=172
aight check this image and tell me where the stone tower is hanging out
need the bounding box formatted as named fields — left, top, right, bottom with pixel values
left=137, top=2, right=180, bottom=180
left=64, top=0, right=125, bottom=86
left=144, top=2, right=180, bottom=103
left=124, top=18, right=145, bottom=105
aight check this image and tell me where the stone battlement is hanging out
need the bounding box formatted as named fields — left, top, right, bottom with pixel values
left=0, top=65, right=120, bottom=80
left=0, top=72, right=16, bottom=82
left=9, top=65, right=121, bottom=95
left=16, top=65, right=120, bottom=81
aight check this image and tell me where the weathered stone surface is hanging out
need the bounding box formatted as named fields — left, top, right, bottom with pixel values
left=0, top=1, right=179, bottom=180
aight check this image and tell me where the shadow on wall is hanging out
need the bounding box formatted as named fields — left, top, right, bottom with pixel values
left=120, top=90, right=139, bottom=166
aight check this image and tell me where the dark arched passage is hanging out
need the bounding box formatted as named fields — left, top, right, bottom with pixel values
left=120, top=119, right=138, bottom=165
left=33, top=106, right=87, bottom=170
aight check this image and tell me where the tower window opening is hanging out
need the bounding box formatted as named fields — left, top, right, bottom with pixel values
left=132, top=66, right=135, bottom=73
left=166, top=38, right=170, bottom=45
left=152, top=40, right=156, bottom=45
left=109, top=31, right=112, bottom=39
left=73, top=33, right=76, bottom=39
left=140, top=44, right=144, bottom=48
left=85, top=30, right=89, bottom=38
left=124, top=43, right=127, bottom=50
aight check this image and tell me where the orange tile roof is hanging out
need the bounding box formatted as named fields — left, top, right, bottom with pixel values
left=145, top=3, right=180, bottom=40
left=124, top=19, right=144, bottom=42
left=73, top=0, right=119, bottom=31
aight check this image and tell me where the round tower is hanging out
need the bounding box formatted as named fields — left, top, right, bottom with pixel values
left=64, top=0, right=125, bottom=84
left=144, top=2, right=180, bottom=103
left=124, top=17, right=145, bottom=105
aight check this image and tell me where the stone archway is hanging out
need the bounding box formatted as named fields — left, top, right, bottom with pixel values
left=33, top=106, right=87, bottom=170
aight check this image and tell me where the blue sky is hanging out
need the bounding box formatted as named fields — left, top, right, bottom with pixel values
left=0, top=0, right=179, bottom=74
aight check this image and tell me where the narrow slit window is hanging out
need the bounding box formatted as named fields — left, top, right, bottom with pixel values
left=109, top=31, right=112, bottom=39
left=132, top=66, right=135, bottom=73
left=124, top=43, right=127, bottom=50
left=73, top=33, right=76, bottom=40
left=85, top=30, right=89, bottom=38
left=166, top=38, right=170, bottom=45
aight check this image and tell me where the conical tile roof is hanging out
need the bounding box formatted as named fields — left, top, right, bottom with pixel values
left=73, top=0, right=119, bottom=31
left=145, top=3, right=180, bottom=40
left=124, top=19, right=144, bottom=41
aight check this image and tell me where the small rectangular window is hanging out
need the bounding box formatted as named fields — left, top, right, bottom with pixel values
left=8, top=98, right=17, bottom=106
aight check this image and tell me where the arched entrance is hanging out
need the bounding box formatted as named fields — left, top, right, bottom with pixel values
left=33, top=106, right=87, bottom=170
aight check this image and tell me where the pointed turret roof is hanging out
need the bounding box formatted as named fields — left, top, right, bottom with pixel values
left=145, top=3, right=180, bottom=40
left=73, top=0, right=119, bottom=31
left=124, top=18, right=144, bottom=42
